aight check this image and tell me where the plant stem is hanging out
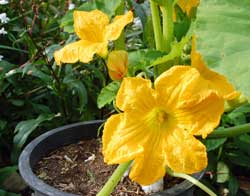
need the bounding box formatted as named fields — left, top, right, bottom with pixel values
left=149, top=0, right=163, bottom=51
left=166, top=169, right=217, bottom=196
left=149, top=35, right=190, bottom=67
left=208, top=123, right=250, bottom=138
left=114, top=0, right=126, bottom=50
left=97, top=161, right=132, bottom=196
left=162, top=0, right=174, bottom=53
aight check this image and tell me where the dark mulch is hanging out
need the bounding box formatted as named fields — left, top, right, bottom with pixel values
left=34, top=138, right=182, bottom=196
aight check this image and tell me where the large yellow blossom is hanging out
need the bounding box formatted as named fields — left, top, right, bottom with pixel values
left=54, top=10, right=133, bottom=65
left=102, top=66, right=224, bottom=185
left=182, top=37, right=239, bottom=102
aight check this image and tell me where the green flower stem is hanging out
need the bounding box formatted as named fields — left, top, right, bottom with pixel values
left=149, top=0, right=163, bottom=51
left=114, top=0, right=126, bottom=50
left=97, top=161, right=132, bottom=196
left=208, top=123, right=250, bottom=138
left=162, top=0, right=174, bottom=53
left=166, top=169, right=217, bottom=196
left=113, top=100, right=121, bottom=113
left=149, top=35, right=190, bottom=67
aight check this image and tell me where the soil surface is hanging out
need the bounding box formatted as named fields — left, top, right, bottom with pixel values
left=34, top=139, right=182, bottom=196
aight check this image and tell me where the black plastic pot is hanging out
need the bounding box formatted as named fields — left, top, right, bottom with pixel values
left=19, top=120, right=204, bottom=196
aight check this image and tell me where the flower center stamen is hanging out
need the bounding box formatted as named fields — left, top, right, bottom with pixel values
left=156, top=110, right=168, bottom=124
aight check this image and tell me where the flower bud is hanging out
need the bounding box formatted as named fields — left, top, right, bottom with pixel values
left=107, top=50, right=128, bottom=81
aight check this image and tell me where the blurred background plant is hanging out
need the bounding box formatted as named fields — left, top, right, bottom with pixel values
left=0, top=0, right=107, bottom=195
left=0, top=0, right=250, bottom=195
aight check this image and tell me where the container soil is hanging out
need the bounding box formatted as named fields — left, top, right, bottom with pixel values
left=18, top=120, right=204, bottom=196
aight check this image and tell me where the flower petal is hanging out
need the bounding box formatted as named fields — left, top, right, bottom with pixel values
left=191, top=37, right=239, bottom=100
left=54, top=40, right=107, bottom=65
left=176, top=91, right=224, bottom=138
left=154, top=66, right=200, bottom=108
left=74, top=10, right=109, bottom=42
left=116, top=77, right=155, bottom=112
left=102, top=113, right=151, bottom=164
left=129, top=131, right=167, bottom=185
left=105, top=11, right=133, bottom=41
left=165, top=128, right=207, bottom=174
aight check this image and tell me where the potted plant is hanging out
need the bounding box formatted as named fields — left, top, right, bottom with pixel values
left=18, top=0, right=250, bottom=195
left=18, top=120, right=204, bottom=196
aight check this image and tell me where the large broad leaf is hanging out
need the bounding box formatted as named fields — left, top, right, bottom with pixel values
left=12, top=113, right=56, bottom=163
left=194, top=0, right=250, bottom=98
left=61, top=0, right=122, bottom=33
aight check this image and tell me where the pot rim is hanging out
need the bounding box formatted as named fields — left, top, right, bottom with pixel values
left=18, top=120, right=205, bottom=196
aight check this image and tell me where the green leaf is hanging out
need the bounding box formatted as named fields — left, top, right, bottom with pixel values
left=0, top=166, right=17, bottom=185
left=44, top=44, right=61, bottom=61
left=227, top=103, right=250, bottom=125
left=0, top=45, right=28, bottom=54
left=60, top=11, right=74, bottom=33
left=151, top=0, right=165, bottom=5
left=226, top=151, right=250, bottom=167
left=234, top=134, right=250, bottom=154
left=12, top=114, right=56, bottom=163
left=195, top=0, right=250, bottom=98
left=228, top=174, right=239, bottom=196
left=174, top=18, right=191, bottom=41
left=97, top=81, right=120, bottom=109
left=150, top=36, right=190, bottom=66
left=216, top=161, right=230, bottom=183
left=204, top=138, right=227, bottom=152
left=61, top=0, right=122, bottom=33
left=22, top=63, right=52, bottom=83
left=0, top=61, right=16, bottom=76
left=128, top=49, right=164, bottom=74
left=63, top=77, right=88, bottom=113
left=0, top=189, right=20, bottom=196
left=0, top=120, right=7, bottom=132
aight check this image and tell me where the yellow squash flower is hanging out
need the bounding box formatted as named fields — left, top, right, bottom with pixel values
left=178, top=0, right=200, bottom=16
left=102, top=66, right=224, bottom=185
left=185, top=37, right=239, bottom=102
left=107, top=50, right=128, bottom=80
left=54, top=10, right=133, bottom=65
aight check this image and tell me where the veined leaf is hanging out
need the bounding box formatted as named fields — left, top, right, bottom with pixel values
left=129, top=49, right=164, bottom=71
left=195, top=0, right=250, bottom=98
left=97, top=81, right=120, bottom=109
left=12, top=114, right=56, bottom=163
